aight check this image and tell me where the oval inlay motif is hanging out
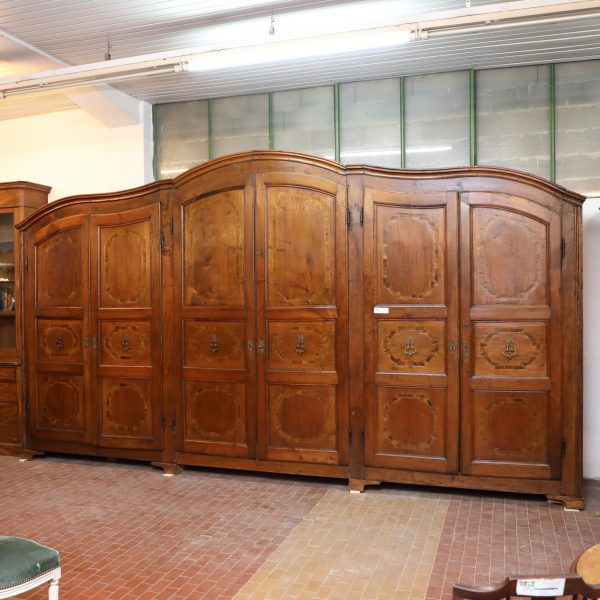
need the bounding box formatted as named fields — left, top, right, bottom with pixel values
left=382, top=214, right=440, bottom=300
left=42, top=380, right=80, bottom=428
left=480, top=329, right=540, bottom=370
left=40, top=325, right=80, bottom=357
left=482, top=398, right=540, bottom=456
left=383, top=392, right=436, bottom=451
left=105, top=383, right=148, bottom=432
left=103, top=229, right=148, bottom=305
left=478, top=214, right=545, bottom=303
left=273, top=390, right=331, bottom=445
left=383, top=327, right=438, bottom=368
left=190, top=387, right=238, bottom=439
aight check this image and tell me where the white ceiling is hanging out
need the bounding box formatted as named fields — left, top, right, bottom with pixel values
left=1, top=0, right=600, bottom=123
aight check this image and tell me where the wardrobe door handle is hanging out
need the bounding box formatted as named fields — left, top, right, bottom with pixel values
left=295, top=335, right=306, bottom=355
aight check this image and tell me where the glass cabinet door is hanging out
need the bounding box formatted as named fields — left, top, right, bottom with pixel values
left=0, top=212, right=15, bottom=350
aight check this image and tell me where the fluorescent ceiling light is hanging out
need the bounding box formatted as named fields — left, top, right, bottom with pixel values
left=187, top=26, right=412, bottom=71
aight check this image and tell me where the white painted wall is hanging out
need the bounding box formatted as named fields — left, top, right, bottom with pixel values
left=582, top=198, right=600, bottom=480
left=0, top=105, right=598, bottom=480
left=0, top=106, right=152, bottom=201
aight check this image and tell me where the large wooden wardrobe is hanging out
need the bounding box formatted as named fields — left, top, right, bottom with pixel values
left=15, top=152, right=585, bottom=508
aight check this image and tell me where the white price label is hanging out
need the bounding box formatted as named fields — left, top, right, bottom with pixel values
left=515, top=578, right=566, bottom=596
left=373, top=306, right=389, bottom=314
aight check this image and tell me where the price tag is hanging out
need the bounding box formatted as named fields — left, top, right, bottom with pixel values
left=373, top=306, right=389, bottom=314
left=516, top=578, right=565, bottom=596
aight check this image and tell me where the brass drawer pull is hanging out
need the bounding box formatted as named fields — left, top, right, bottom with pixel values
left=404, top=336, right=417, bottom=357
left=209, top=334, right=218, bottom=353
left=503, top=338, right=517, bottom=360
left=55, top=332, right=64, bottom=351
left=121, top=334, right=131, bottom=352
left=295, top=335, right=306, bottom=355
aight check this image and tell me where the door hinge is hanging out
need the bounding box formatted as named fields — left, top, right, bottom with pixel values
left=161, top=415, right=166, bottom=431
left=169, top=217, right=174, bottom=236
left=349, top=428, right=353, bottom=446
left=359, top=206, right=364, bottom=227
left=24, top=401, right=30, bottom=418
left=171, top=419, right=176, bottom=435
left=360, top=425, right=365, bottom=446
left=24, top=257, right=28, bottom=273
left=561, top=438, right=566, bottom=457
left=160, top=230, right=165, bottom=249
left=346, top=208, right=352, bottom=230
left=561, top=238, right=566, bottom=259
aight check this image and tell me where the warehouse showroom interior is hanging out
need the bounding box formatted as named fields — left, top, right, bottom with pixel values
left=1, top=1, right=600, bottom=599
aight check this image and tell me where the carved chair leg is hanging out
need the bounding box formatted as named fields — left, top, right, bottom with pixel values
left=48, top=576, right=60, bottom=600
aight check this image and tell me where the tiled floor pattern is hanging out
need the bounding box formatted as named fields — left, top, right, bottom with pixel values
left=233, top=488, right=450, bottom=600
left=425, top=485, right=600, bottom=600
left=1, top=455, right=600, bottom=599
left=1, top=456, right=326, bottom=600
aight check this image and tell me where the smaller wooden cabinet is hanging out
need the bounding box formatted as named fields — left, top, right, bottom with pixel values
left=0, top=182, right=49, bottom=455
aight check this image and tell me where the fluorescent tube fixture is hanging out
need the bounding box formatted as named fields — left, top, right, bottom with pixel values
left=186, top=26, right=412, bottom=71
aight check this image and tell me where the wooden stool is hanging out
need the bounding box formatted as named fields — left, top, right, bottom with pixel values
left=573, top=544, right=600, bottom=585
left=0, top=536, right=61, bottom=599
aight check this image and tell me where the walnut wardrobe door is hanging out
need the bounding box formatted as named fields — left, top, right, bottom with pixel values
left=362, top=188, right=460, bottom=474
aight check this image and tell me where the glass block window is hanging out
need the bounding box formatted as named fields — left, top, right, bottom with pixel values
left=211, top=94, right=269, bottom=157
left=405, top=71, right=470, bottom=168
left=477, top=65, right=551, bottom=179
left=154, top=101, right=208, bottom=179
left=556, top=61, right=600, bottom=196
left=272, top=86, right=335, bottom=160
left=340, top=78, right=401, bottom=168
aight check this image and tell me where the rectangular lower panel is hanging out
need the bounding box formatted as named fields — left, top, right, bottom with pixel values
left=264, top=383, right=339, bottom=465
left=366, top=386, right=452, bottom=473
left=99, top=377, right=158, bottom=449
left=183, top=380, right=249, bottom=458
left=467, top=389, right=553, bottom=479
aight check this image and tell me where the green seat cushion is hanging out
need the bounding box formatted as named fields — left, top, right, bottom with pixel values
left=0, top=536, right=60, bottom=590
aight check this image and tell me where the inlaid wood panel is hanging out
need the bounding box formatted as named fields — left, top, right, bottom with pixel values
left=183, top=189, right=245, bottom=307
left=183, top=321, right=245, bottom=370
left=0, top=422, right=18, bottom=444
left=474, top=322, right=548, bottom=377
left=267, top=384, right=337, bottom=454
left=184, top=381, right=247, bottom=447
left=376, top=206, right=446, bottom=306
left=377, top=320, right=446, bottom=374
left=471, top=390, right=551, bottom=475
left=99, top=378, right=154, bottom=440
left=256, top=172, right=348, bottom=468
left=92, top=205, right=163, bottom=453
left=36, top=319, right=83, bottom=363
left=100, top=321, right=151, bottom=366
left=0, top=403, right=17, bottom=422
left=461, top=194, right=561, bottom=482
left=363, top=189, right=459, bottom=475
left=0, top=383, right=17, bottom=402
left=266, top=186, right=335, bottom=307
left=35, top=374, right=85, bottom=436
left=35, top=227, right=83, bottom=308
left=99, top=220, right=152, bottom=308
left=375, top=387, right=447, bottom=460
left=472, top=208, right=548, bottom=306
left=268, top=321, right=335, bottom=371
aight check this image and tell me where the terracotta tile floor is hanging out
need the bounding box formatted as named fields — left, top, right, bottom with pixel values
left=1, top=455, right=599, bottom=599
